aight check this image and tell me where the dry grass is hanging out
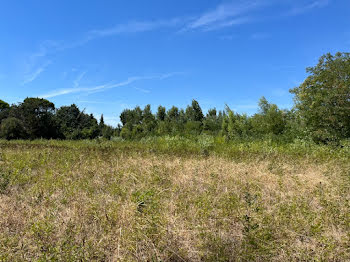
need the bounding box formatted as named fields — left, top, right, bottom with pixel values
left=0, top=141, right=349, bottom=261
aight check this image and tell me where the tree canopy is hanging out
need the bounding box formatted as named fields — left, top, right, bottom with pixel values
left=290, top=52, right=350, bottom=142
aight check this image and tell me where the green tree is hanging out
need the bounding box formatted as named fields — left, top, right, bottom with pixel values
left=0, top=99, right=9, bottom=111
left=142, top=105, right=156, bottom=135
left=251, top=97, right=286, bottom=136
left=185, top=100, right=204, bottom=122
left=0, top=117, right=27, bottom=139
left=290, top=52, right=350, bottom=142
left=99, top=114, right=105, bottom=128
left=203, top=108, right=222, bottom=135
left=222, top=107, right=252, bottom=139
left=156, top=106, right=166, bottom=121
left=167, top=106, right=180, bottom=122
left=0, top=99, right=10, bottom=123
left=56, top=105, right=99, bottom=139
left=18, top=98, right=57, bottom=139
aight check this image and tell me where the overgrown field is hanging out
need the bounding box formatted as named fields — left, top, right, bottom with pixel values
left=0, top=139, right=349, bottom=261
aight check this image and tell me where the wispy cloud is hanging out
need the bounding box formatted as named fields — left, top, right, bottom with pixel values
left=63, top=18, right=190, bottom=49
left=39, top=72, right=182, bottom=99
left=89, top=18, right=185, bottom=37
left=289, top=0, right=330, bottom=15
left=132, top=86, right=151, bottom=93
left=184, top=0, right=331, bottom=31
left=73, top=71, right=86, bottom=88
left=25, top=18, right=190, bottom=62
left=26, top=0, right=332, bottom=63
left=22, top=61, right=51, bottom=85
left=185, top=1, right=261, bottom=31
left=27, top=40, right=59, bottom=62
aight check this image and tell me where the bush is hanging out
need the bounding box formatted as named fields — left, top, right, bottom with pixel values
left=0, top=117, right=27, bottom=140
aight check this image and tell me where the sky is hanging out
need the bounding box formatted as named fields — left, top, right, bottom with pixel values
left=0, top=0, right=349, bottom=126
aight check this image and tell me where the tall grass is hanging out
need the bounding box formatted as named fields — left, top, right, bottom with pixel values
left=0, top=138, right=349, bottom=261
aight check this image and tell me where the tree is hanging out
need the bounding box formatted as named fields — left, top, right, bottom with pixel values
left=99, top=114, right=105, bottom=128
left=0, top=117, right=27, bottom=139
left=221, top=106, right=252, bottom=139
left=0, top=99, right=10, bottom=123
left=251, top=97, right=286, bottom=136
left=17, top=97, right=56, bottom=139
left=56, top=104, right=81, bottom=138
left=0, top=100, right=9, bottom=111
left=167, top=106, right=180, bottom=122
left=101, top=125, right=115, bottom=140
left=56, top=105, right=99, bottom=139
left=99, top=114, right=106, bottom=136
left=142, top=105, right=156, bottom=135
left=156, top=106, right=166, bottom=121
left=166, top=106, right=183, bottom=135
left=290, top=52, right=350, bottom=142
left=203, top=108, right=222, bottom=134
left=185, top=100, right=204, bottom=122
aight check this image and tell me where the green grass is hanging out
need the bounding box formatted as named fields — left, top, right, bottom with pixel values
left=0, top=138, right=349, bottom=261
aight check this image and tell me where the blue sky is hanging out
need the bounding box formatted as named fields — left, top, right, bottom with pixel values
left=1, top=0, right=349, bottom=125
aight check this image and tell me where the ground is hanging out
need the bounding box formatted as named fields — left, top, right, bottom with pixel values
left=0, top=139, right=349, bottom=261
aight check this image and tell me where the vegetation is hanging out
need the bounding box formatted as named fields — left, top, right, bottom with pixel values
left=1, top=52, right=350, bottom=144
left=0, top=139, right=349, bottom=261
left=0, top=52, right=350, bottom=260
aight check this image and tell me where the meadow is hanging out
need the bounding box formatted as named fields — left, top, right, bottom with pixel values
left=0, top=138, right=349, bottom=261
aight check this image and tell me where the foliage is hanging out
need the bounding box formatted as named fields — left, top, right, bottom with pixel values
left=251, top=97, right=287, bottom=136
left=290, top=52, right=350, bottom=142
left=0, top=139, right=349, bottom=261
left=0, top=99, right=10, bottom=111
left=55, top=104, right=100, bottom=139
left=16, top=98, right=57, bottom=139
left=0, top=117, right=27, bottom=139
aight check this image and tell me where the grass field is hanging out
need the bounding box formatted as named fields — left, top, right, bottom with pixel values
left=0, top=139, right=349, bottom=261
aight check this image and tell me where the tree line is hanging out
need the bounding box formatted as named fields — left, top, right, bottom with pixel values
left=1, top=52, right=349, bottom=144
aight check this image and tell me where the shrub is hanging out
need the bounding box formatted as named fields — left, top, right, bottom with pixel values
left=0, top=117, right=27, bottom=140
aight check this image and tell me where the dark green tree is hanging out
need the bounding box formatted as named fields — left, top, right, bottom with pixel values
left=0, top=117, right=27, bottom=139
left=17, top=98, right=56, bottom=139
left=0, top=99, right=9, bottom=111
left=0, top=99, right=10, bottom=123
left=99, top=114, right=105, bottom=128
left=167, top=106, right=180, bottom=122
left=185, top=100, right=204, bottom=122
left=156, top=106, right=166, bottom=122
left=56, top=105, right=99, bottom=139
left=142, top=105, right=156, bottom=135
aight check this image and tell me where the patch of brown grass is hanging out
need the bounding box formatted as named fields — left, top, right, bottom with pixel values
left=0, top=142, right=349, bottom=261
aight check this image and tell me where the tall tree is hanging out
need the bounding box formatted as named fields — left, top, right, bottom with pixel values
left=99, top=114, right=105, bottom=128
left=290, top=52, right=350, bottom=142
left=185, top=100, right=204, bottom=122
left=156, top=106, right=166, bottom=121
left=18, top=97, right=56, bottom=139
left=142, top=105, right=156, bottom=134
left=167, top=106, right=180, bottom=122
left=56, top=104, right=99, bottom=139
